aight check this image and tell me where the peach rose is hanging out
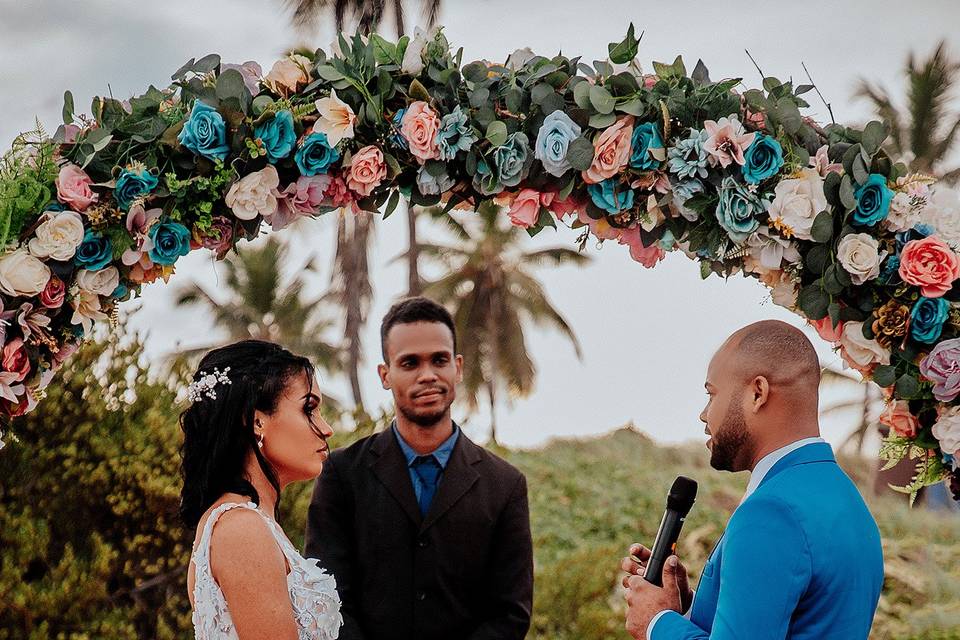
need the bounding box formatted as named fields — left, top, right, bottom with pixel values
left=507, top=189, right=542, bottom=229
left=400, top=101, right=441, bottom=163
left=346, top=145, right=387, bottom=197
left=898, top=235, right=960, bottom=298
left=879, top=400, right=919, bottom=438
left=264, top=54, right=312, bottom=95
left=809, top=317, right=844, bottom=343
left=583, top=116, right=634, bottom=184
left=2, top=338, right=30, bottom=383
left=56, top=164, right=98, bottom=211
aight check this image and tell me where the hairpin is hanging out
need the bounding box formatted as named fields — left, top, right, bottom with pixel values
left=187, top=366, right=232, bottom=402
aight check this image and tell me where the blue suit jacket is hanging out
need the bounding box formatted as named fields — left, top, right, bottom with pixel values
left=652, top=443, right=883, bottom=640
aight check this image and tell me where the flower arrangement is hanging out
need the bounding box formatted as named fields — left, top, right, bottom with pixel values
left=0, top=26, right=957, bottom=499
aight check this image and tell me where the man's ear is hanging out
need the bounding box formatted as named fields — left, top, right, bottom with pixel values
left=455, top=354, right=463, bottom=384
left=751, top=375, right=770, bottom=413
left=377, top=362, right=390, bottom=390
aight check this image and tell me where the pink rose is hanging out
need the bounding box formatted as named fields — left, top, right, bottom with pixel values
left=2, top=338, right=30, bottom=383
left=879, top=400, right=919, bottom=438
left=56, top=164, right=98, bottom=211
left=273, top=175, right=332, bottom=231
left=618, top=226, right=666, bottom=268
left=40, top=276, right=66, bottom=309
left=809, top=317, right=844, bottom=343
left=325, top=174, right=360, bottom=213
left=508, top=189, right=542, bottom=229
left=576, top=209, right=619, bottom=241
left=401, top=101, right=441, bottom=163
left=583, top=116, right=634, bottom=184
left=549, top=195, right=583, bottom=219
left=898, top=235, right=960, bottom=298
left=347, top=145, right=388, bottom=197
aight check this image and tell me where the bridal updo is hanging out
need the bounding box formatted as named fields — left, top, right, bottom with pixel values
left=178, top=339, right=315, bottom=528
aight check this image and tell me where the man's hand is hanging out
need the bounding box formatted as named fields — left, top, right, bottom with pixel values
left=620, top=544, right=693, bottom=639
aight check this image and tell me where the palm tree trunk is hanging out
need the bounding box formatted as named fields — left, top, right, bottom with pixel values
left=486, top=294, right=499, bottom=446
left=335, top=212, right=372, bottom=412
left=405, top=203, right=421, bottom=296
left=487, top=380, right=497, bottom=447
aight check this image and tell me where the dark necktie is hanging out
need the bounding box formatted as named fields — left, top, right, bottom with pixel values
left=412, top=455, right=443, bottom=516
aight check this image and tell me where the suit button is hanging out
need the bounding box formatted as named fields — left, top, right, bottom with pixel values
left=418, top=539, right=428, bottom=548
left=417, top=591, right=426, bottom=601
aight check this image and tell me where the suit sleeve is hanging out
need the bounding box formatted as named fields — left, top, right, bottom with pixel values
left=650, top=496, right=811, bottom=640
left=466, top=472, right=534, bottom=640
left=305, top=455, right=368, bottom=640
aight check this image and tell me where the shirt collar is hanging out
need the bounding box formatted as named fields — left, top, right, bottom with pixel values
left=392, top=422, right=460, bottom=469
left=742, top=437, right=827, bottom=503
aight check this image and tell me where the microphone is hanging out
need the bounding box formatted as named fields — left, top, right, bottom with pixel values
left=643, top=475, right=698, bottom=586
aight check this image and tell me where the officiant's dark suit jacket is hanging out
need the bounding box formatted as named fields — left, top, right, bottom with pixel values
left=304, top=425, right=533, bottom=640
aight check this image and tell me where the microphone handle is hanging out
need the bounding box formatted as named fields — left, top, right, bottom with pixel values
left=644, top=509, right=686, bottom=586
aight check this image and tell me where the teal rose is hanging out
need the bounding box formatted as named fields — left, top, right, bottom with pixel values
left=148, top=220, right=192, bottom=266
left=742, top=134, right=784, bottom=184
left=472, top=159, right=501, bottom=196
left=295, top=132, right=340, bottom=176
left=493, top=132, right=533, bottom=188
left=178, top=101, right=230, bottom=162
left=853, top=174, right=893, bottom=226
left=254, top=110, right=297, bottom=163
left=911, top=296, right=950, bottom=343
left=629, top=122, right=664, bottom=170
left=717, top=176, right=767, bottom=243
left=74, top=229, right=113, bottom=270
left=534, top=110, right=582, bottom=177
left=114, top=167, right=159, bottom=211
left=588, top=178, right=635, bottom=214
left=435, top=106, right=477, bottom=161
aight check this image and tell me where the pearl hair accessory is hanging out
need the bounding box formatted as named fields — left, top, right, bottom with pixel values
left=187, top=367, right=232, bottom=402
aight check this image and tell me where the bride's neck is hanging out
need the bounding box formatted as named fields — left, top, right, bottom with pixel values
left=243, top=453, right=283, bottom=517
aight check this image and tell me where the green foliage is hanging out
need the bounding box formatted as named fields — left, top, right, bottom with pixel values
left=0, top=128, right=58, bottom=250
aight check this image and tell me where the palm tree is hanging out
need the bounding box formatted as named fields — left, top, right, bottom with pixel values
left=173, top=236, right=343, bottom=378
left=856, top=41, right=960, bottom=184
left=419, top=203, right=590, bottom=445
left=819, top=367, right=884, bottom=453
left=284, top=0, right=441, bottom=38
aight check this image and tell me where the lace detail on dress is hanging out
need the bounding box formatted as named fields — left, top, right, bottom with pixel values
left=191, top=502, right=343, bottom=639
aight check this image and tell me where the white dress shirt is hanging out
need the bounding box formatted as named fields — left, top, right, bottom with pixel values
left=645, top=437, right=827, bottom=639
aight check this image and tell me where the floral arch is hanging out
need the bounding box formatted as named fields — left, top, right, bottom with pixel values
left=0, top=26, right=958, bottom=497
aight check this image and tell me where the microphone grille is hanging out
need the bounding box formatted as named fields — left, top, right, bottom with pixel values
left=666, top=475, right=698, bottom=514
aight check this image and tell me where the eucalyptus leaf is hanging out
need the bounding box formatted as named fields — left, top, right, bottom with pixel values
left=566, top=136, right=595, bottom=171
left=589, top=85, right=615, bottom=115
left=486, top=121, right=508, bottom=147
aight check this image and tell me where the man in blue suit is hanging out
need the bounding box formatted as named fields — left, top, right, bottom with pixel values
left=622, top=320, right=884, bottom=639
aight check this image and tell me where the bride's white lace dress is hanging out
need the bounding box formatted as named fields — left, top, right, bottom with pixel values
left=190, top=501, right=343, bottom=639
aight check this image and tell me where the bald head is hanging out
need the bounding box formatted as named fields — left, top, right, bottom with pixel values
left=722, top=320, right=822, bottom=401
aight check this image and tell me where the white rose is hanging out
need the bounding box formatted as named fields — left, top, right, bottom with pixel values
left=839, top=321, right=890, bottom=369
left=76, top=266, right=119, bottom=297
left=506, top=47, right=536, bottom=71
left=225, top=165, right=280, bottom=220
left=767, top=168, right=827, bottom=241
left=28, top=211, right=85, bottom=261
left=401, top=26, right=433, bottom=75
left=932, top=407, right=960, bottom=455
left=0, top=249, right=51, bottom=297
left=837, top=233, right=887, bottom=285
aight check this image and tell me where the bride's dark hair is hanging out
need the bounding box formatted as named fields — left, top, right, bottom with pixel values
left=179, top=339, right=315, bottom=528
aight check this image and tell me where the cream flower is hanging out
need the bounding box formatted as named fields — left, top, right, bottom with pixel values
left=225, top=165, right=280, bottom=220
left=767, top=168, right=827, bottom=241
left=28, top=211, right=85, bottom=261
left=69, top=288, right=108, bottom=334
left=401, top=26, right=436, bottom=75
left=76, top=267, right=120, bottom=297
left=314, top=89, right=356, bottom=146
left=264, top=54, right=312, bottom=95
left=839, top=321, right=890, bottom=370
left=837, top=233, right=887, bottom=285
left=0, top=249, right=51, bottom=297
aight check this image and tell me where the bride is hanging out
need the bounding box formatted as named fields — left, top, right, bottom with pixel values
left=179, top=339, right=343, bottom=639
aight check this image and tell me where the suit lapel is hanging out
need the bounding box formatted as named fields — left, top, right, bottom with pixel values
left=420, top=432, right=481, bottom=533
left=369, top=428, right=423, bottom=527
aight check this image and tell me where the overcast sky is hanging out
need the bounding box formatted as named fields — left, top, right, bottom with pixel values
left=2, top=0, right=959, bottom=450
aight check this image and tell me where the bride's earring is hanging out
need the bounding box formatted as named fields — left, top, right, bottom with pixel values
left=256, top=420, right=265, bottom=450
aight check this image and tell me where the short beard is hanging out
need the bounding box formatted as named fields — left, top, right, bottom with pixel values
left=398, top=404, right=450, bottom=428
left=710, top=396, right=751, bottom=472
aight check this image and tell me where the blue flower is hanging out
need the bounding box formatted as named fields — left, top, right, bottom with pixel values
left=588, top=178, right=635, bottom=214
left=672, top=178, right=705, bottom=221
left=148, top=220, right=192, bottom=266
left=880, top=255, right=901, bottom=284
left=74, top=229, right=113, bottom=270
left=435, top=106, right=477, bottom=161
left=389, top=109, right=408, bottom=150
left=493, top=132, right=533, bottom=188
left=667, top=129, right=709, bottom=180
left=114, top=167, right=159, bottom=211
left=895, top=224, right=934, bottom=252
left=295, top=132, right=340, bottom=176
left=716, top=176, right=767, bottom=243
left=416, top=166, right=456, bottom=195
left=178, top=101, right=230, bottom=162
left=254, top=110, right=296, bottom=163
left=853, top=174, right=894, bottom=226
left=534, top=110, right=582, bottom=177
left=111, top=283, right=129, bottom=299
left=471, top=160, right=501, bottom=196
left=911, top=297, right=950, bottom=344
left=742, top=134, right=784, bottom=184
left=629, top=122, right=664, bottom=170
